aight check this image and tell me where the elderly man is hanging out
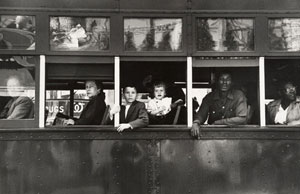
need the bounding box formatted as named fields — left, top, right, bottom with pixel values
left=191, top=71, right=248, bottom=137
left=267, top=81, right=300, bottom=125
left=0, top=75, right=34, bottom=119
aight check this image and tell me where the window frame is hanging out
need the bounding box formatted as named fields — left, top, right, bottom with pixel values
left=0, top=55, right=42, bottom=128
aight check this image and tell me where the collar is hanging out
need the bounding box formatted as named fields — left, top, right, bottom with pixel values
left=269, top=96, right=300, bottom=107
left=213, top=89, right=234, bottom=100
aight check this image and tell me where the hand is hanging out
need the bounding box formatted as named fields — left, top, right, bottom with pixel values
left=117, top=123, right=132, bottom=132
left=110, top=104, right=120, bottom=115
left=63, top=119, right=75, bottom=126
left=191, top=122, right=201, bottom=138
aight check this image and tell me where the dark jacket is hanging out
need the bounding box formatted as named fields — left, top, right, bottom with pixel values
left=194, top=89, right=247, bottom=125
left=75, top=93, right=106, bottom=125
left=267, top=97, right=300, bottom=124
left=1, top=96, right=34, bottom=119
left=120, top=101, right=149, bottom=129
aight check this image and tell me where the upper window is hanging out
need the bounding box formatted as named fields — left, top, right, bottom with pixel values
left=0, top=56, right=36, bottom=120
left=50, top=16, right=110, bottom=51
left=0, top=15, right=35, bottom=50
left=269, top=18, right=300, bottom=51
left=124, top=18, right=182, bottom=52
left=196, top=18, right=254, bottom=52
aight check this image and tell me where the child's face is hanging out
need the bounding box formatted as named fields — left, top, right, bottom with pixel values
left=124, top=87, right=137, bottom=103
left=154, top=86, right=166, bottom=100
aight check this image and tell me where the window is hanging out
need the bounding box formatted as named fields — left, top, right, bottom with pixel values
left=0, top=15, right=35, bottom=50
left=0, top=56, right=38, bottom=125
left=120, top=59, right=187, bottom=125
left=50, top=16, right=110, bottom=51
left=124, top=18, right=183, bottom=52
left=45, top=57, right=114, bottom=126
left=265, top=58, right=300, bottom=126
left=196, top=18, right=254, bottom=52
left=192, top=57, right=259, bottom=125
left=269, top=18, right=300, bottom=51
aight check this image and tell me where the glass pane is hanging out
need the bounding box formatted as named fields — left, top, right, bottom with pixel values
left=0, top=15, right=35, bottom=50
left=124, top=18, right=182, bottom=51
left=50, top=16, right=110, bottom=51
left=0, top=56, right=36, bottom=120
left=196, top=18, right=254, bottom=51
left=269, top=18, right=300, bottom=51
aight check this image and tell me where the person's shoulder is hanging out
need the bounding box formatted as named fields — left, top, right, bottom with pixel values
left=267, top=99, right=281, bottom=108
left=17, top=96, right=33, bottom=103
left=134, top=101, right=146, bottom=108
left=232, top=89, right=245, bottom=96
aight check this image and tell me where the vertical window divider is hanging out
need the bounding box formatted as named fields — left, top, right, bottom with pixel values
left=259, top=56, right=266, bottom=127
left=114, top=56, right=120, bottom=127
left=39, top=55, right=46, bottom=128
left=187, top=56, right=193, bottom=127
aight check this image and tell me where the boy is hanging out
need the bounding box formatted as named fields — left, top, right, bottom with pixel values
left=110, top=85, right=149, bottom=132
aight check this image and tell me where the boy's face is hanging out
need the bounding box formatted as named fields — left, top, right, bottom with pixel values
left=124, top=87, right=137, bottom=103
left=154, top=86, right=166, bottom=100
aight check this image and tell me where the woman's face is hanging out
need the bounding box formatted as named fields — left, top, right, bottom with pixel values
left=85, top=81, right=99, bottom=98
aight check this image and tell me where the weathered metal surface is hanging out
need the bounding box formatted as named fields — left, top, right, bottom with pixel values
left=0, top=139, right=160, bottom=194
left=0, top=129, right=300, bottom=194
left=161, top=139, right=300, bottom=194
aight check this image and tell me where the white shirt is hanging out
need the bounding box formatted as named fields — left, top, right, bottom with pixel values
left=125, top=104, right=131, bottom=118
left=274, top=105, right=288, bottom=124
left=147, top=97, right=172, bottom=116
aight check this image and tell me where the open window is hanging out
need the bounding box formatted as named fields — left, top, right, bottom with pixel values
left=45, top=56, right=114, bottom=127
left=192, top=57, right=260, bottom=126
left=265, top=58, right=300, bottom=126
left=120, top=58, right=187, bottom=126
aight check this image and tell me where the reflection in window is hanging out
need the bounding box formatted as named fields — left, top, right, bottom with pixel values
left=0, top=56, right=36, bottom=119
left=124, top=18, right=182, bottom=51
left=269, top=19, right=300, bottom=51
left=0, top=15, right=35, bottom=50
left=50, top=16, right=110, bottom=51
left=196, top=18, right=254, bottom=51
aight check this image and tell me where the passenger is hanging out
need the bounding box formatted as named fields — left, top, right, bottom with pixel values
left=191, top=71, right=247, bottom=137
left=63, top=80, right=106, bottom=125
left=109, top=85, right=149, bottom=132
left=0, top=75, right=34, bottom=119
left=267, top=81, right=300, bottom=125
left=147, top=82, right=172, bottom=124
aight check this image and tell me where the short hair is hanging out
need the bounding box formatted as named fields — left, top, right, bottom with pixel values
left=123, top=84, right=138, bottom=93
left=86, top=80, right=104, bottom=93
left=216, top=70, right=233, bottom=81
left=153, top=81, right=167, bottom=90
left=278, top=80, right=295, bottom=93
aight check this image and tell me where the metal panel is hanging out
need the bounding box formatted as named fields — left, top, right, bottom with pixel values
left=161, top=139, right=300, bottom=194
left=120, top=0, right=187, bottom=10
left=0, top=139, right=160, bottom=194
left=0, top=0, right=117, bottom=9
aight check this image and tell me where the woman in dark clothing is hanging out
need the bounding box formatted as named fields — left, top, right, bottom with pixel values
left=64, top=80, right=106, bottom=125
